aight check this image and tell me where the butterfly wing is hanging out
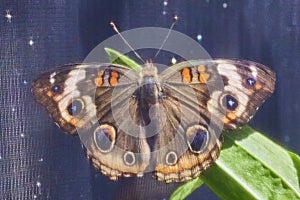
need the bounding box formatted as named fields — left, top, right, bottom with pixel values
left=32, top=63, right=151, bottom=180
left=160, top=59, right=275, bottom=130
left=32, top=64, right=137, bottom=133
left=152, top=59, right=275, bottom=182
left=32, top=59, right=276, bottom=182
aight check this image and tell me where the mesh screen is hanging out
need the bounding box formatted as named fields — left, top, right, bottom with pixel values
left=0, top=1, right=299, bottom=199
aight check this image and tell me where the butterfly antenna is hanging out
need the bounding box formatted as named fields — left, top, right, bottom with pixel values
left=154, top=15, right=178, bottom=59
left=110, top=21, right=145, bottom=63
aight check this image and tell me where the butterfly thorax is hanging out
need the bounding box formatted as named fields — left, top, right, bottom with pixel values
left=139, top=62, right=162, bottom=104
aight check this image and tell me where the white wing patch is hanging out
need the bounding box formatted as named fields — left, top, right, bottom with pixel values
left=249, top=65, right=258, bottom=78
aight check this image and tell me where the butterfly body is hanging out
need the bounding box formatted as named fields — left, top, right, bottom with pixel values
left=138, top=64, right=160, bottom=105
left=32, top=59, right=275, bottom=182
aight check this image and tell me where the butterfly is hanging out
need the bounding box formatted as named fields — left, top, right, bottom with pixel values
left=32, top=58, right=275, bottom=183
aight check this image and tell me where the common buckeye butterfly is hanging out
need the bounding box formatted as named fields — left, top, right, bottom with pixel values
left=32, top=57, right=275, bottom=183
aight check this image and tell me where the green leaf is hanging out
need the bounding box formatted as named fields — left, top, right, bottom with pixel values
left=171, top=126, right=300, bottom=200
left=170, top=178, right=204, bottom=200
left=104, top=47, right=141, bottom=73
left=104, top=48, right=300, bottom=200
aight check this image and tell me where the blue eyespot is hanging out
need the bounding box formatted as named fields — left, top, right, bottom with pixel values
left=95, top=128, right=113, bottom=151
left=67, top=99, right=83, bottom=116
left=224, top=95, right=238, bottom=111
left=246, top=77, right=256, bottom=86
left=124, top=152, right=135, bottom=165
left=190, top=129, right=207, bottom=152
left=94, top=125, right=116, bottom=153
left=166, top=151, right=178, bottom=165
left=51, top=85, right=60, bottom=93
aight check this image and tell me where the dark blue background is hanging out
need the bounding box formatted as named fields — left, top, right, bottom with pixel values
left=0, top=0, right=299, bottom=199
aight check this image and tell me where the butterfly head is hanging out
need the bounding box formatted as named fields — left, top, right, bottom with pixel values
left=138, top=62, right=162, bottom=104
left=140, top=61, right=158, bottom=76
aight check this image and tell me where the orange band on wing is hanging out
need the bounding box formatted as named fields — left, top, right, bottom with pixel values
left=255, top=83, right=262, bottom=90
left=70, top=117, right=84, bottom=127
left=199, top=73, right=210, bottom=83
left=47, top=91, right=53, bottom=97
left=223, top=112, right=237, bottom=124
left=248, top=88, right=254, bottom=95
left=94, top=70, right=104, bottom=86
left=109, top=71, right=119, bottom=86
left=181, top=68, right=192, bottom=83
left=223, top=117, right=230, bottom=124
left=197, top=65, right=210, bottom=83
left=226, top=112, right=236, bottom=120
